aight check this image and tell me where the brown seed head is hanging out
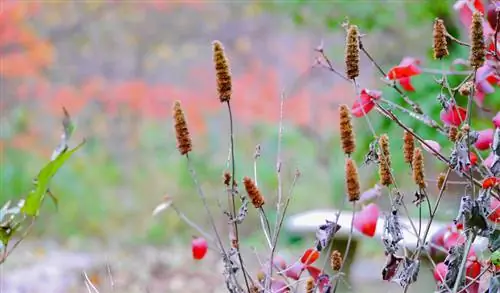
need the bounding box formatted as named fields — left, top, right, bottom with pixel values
left=403, top=130, right=414, bottom=165
left=212, top=40, right=232, bottom=102
left=249, top=285, right=261, bottom=293
left=412, top=148, right=426, bottom=189
left=339, top=104, right=356, bottom=155
left=243, top=176, right=264, bottom=208
left=330, top=250, right=343, bottom=271
left=459, top=81, right=474, bottom=96
left=305, top=277, right=315, bottom=293
left=345, top=25, right=360, bottom=79
left=448, top=126, right=459, bottom=142
left=433, top=18, right=449, bottom=59
left=345, top=158, right=360, bottom=202
left=173, top=101, right=192, bottom=155
left=437, top=172, right=446, bottom=192
left=469, top=12, right=485, bottom=68
left=378, top=134, right=393, bottom=186
left=223, top=171, right=231, bottom=186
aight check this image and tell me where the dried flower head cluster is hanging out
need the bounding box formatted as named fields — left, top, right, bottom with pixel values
left=243, top=176, right=264, bottom=208
left=403, top=130, right=414, bottom=165
left=345, top=25, right=360, bottom=79
left=345, top=158, right=360, bottom=201
left=458, top=81, right=473, bottom=96
left=173, top=101, right=192, bottom=155
left=433, top=18, right=448, bottom=59
left=212, top=40, right=232, bottom=102
left=330, top=250, right=343, bottom=271
left=305, top=277, right=315, bottom=293
left=437, top=172, right=446, bottom=191
left=378, top=134, right=393, bottom=186
left=448, top=126, right=459, bottom=142
left=412, top=148, right=426, bottom=189
left=339, top=104, right=356, bottom=155
left=469, top=12, right=485, bottom=68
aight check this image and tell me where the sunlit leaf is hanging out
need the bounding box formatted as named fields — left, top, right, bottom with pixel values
left=22, top=140, right=85, bottom=216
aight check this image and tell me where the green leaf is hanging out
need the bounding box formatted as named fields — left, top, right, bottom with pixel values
left=489, top=229, right=500, bottom=252
left=492, top=250, right=500, bottom=266
left=22, top=140, right=85, bottom=217
left=0, top=222, right=20, bottom=248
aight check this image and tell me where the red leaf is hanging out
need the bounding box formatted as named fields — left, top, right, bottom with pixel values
left=474, top=129, right=494, bottom=150
left=470, top=152, right=478, bottom=166
left=191, top=237, right=208, bottom=260
left=387, top=62, right=421, bottom=80
left=306, top=266, right=321, bottom=281
left=440, top=105, right=467, bottom=126
left=351, top=89, right=381, bottom=117
left=489, top=197, right=500, bottom=223
left=454, top=0, right=486, bottom=29
left=300, top=248, right=319, bottom=265
left=353, top=203, right=379, bottom=237
left=482, top=176, right=498, bottom=189
left=433, top=262, right=448, bottom=282
left=398, top=77, right=415, bottom=91
left=430, top=225, right=451, bottom=256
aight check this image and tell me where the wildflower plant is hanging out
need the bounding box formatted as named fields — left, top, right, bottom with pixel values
left=152, top=2, right=500, bottom=293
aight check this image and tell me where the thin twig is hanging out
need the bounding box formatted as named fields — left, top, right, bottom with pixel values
left=332, top=202, right=356, bottom=293
left=445, top=32, right=471, bottom=47
left=452, top=230, right=477, bottom=293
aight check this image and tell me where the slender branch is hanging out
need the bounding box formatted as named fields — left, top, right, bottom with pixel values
left=0, top=217, right=35, bottom=265
left=332, top=202, right=356, bottom=293
left=452, top=230, right=476, bottom=293
left=445, top=32, right=471, bottom=47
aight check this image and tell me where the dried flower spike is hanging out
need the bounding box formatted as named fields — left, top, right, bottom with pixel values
left=437, top=172, right=446, bottom=192
left=305, top=277, right=315, bottom=293
left=173, top=101, right=192, bottom=155
left=459, top=81, right=473, bottom=96
left=339, top=104, right=356, bottom=155
left=449, top=126, right=459, bottom=142
left=412, top=148, right=426, bottom=189
left=345, top=24, right=360, bottom=79
left=212, top=40, right=232, bottom=102
left=433, top=18, right=448, bottom=59
left=243, top=176, right=264, bottom=208
left=469, top=12, right=485, bottom=68
left=345, top=158, right=360, bottom=201
left=330, top=250, right=343, bottom=271
left=403, top=130, right=415, bottom=165
left=378, top=134, right=393, bottom=186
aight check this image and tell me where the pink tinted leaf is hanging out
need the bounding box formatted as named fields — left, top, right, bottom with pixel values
left=475, top=129, right=494, bottom=150
left=493, top=112, right=500, bottom=127
left=358, top=184, right=383, bottom=205
left=421, top=140, right=441, bottom=155
left=443, top=231, right=466, bottom=250
left=300, top=248, right=319, bottom=265
left=483, top=152, right=495, bottom=168
left=270, top=279, right=289, bottom=293
left=440, top=105, right=467, bottom=126
left=398, top=77, right=415, bottom=91
left=284, top=262, right=304, bottom=280
left=382, top=254, right=404, bottom=281
left=433, top=262, right=448, bottom=282
left=353, top=203, right=379, bottom=237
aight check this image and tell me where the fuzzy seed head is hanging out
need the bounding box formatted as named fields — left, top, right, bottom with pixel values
left=330, top=250, right=343, bottom=271
left=449, top=126, right=459, bottom=142
left=412, top=148, right=426, bottom=189
left=173, top=101, right=192, bottom=155
left=378, top=134, right=393, bottom=186
left=469, top=12, right=485, bottom=68
left=345, top=158, right=360, bottom=202
left=345, top=25, right=360, bottom=79
left=437, top=172, right=446, bottom=192
left=433, top=18, right=449, bottom=59
left=403, top=130, right=415, bottom=165
left=459, top=81, right=473, bottom=96
left=339, top=104, right=356, bottom=155
left=243, top=176, right=264, bottom=208
left=212, top=40, right=232, bottom=102
left=305, top=277, right=315, bottom=293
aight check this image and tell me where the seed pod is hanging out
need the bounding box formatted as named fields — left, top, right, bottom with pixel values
left=339, top=104, right=356, bottom=155
left=433, top=18, right=449, bottom=59
left=437, top=172, right=446, bottom=192
left=345, top=25, right=360, bottom=79
left=173, top=101, right=192, bottom=155
left=330, top=250, right=343, bottom=271
left=243, top=176, right=264, bottom=208
left=345, top=158, right=361, bottom=202
left=403, top=130, right=414, bottom=165
left=412, top=148, right=426, bottom=189
left=469, top=12, right=485, bottom=68
left=449, top=126, right=459, bottom=142
left=378, top=134, right=393, bottom=186
left=459, top=81, right=473, bottom=96
left=212, top=40, right=232, bottom=102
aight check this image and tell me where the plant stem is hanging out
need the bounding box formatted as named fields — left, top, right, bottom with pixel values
left=452, top=230, right=476, bottom=293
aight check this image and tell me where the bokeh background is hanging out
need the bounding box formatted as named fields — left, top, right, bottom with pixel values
left=1, top=0, right=499, bottom=292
